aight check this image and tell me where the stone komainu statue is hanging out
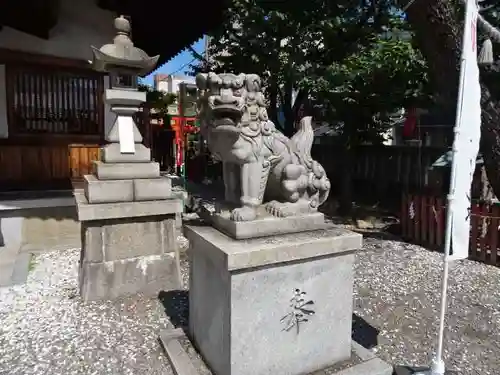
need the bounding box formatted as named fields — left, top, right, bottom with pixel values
left=196, top=72, right=330, bottom=222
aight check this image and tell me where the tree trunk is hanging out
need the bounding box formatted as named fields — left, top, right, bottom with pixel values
left=337, top=128, right=355, bottom=215
left=268, top=86, right=279, bottom=127
left=406, top=0, right=500, bottom=198
left=338, top=149, right=354, bottom=216
left=283, top=79, right=295, bottom=137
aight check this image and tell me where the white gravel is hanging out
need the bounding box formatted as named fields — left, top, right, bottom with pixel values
left=356, top=236, right=500, bottom=374
left=0, top=249, right=174, bottom=375
left=1, top=235, right=499, bottom=375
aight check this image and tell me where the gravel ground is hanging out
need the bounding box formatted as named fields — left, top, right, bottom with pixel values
left=0, top=235, right=499, bottom=375
left=0, top=249, right=175, bottom=375
left=356, top=235, right=500, bottom=375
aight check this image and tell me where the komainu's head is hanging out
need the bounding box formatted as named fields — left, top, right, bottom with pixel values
left=196, top=72, right=268, bottom=138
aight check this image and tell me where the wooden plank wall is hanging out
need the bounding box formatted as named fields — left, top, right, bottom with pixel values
left=401, top=193, right=500, bottom=267
left=5, top=62, right=104, bottom=137
left=312, top=145, right=448, bottom=193
left=69, top=144, right=100, bottom=179
left=0, top=144, right=101, bottom=190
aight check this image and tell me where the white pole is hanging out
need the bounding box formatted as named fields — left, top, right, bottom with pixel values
left=418, top=6, right=470, bottom=375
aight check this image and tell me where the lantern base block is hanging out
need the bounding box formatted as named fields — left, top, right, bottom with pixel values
left=101, top=143, right=151, bottom=163
left=84, top=175, right=172, bottom=204
left=93, top=160, right=160, bottom=180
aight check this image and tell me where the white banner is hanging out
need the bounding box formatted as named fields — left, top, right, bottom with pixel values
left=449, top=0, right=482, bottom=260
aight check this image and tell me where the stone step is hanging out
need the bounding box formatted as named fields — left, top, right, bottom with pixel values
left=10, top=253, right=31, bottom=285
left=0, top=262, right=14, bottom=287
left=0, top=252, right=31, bottom=287
left=93, top=161, right=160, bottom=180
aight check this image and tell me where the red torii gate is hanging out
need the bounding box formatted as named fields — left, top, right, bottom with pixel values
left=170, top=116, right=199, bottom=168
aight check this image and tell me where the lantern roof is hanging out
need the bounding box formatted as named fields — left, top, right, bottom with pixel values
left=90, top=16, right=159, bottom=76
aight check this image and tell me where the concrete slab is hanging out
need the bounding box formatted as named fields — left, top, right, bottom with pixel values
left=0, top=262, right=14, bottom=287
left=159, top=328, right=393, bottom=375
left=10, top=252, right=32, bottom=285
left=0, top=216, right=23, bottom=248
left=0, top=252, right=31, bottom=287
left=0, top=244, right=21, bottom=266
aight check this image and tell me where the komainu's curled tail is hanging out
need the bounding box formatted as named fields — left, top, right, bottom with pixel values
left=285, top=116, right=330, bottom=208
left=290, top=116, right=314, bottom=163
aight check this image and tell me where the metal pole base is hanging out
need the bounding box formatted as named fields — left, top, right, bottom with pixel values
left=393, top=359, right=454, bottom=375
left=429, top=358, right=446, bottom=375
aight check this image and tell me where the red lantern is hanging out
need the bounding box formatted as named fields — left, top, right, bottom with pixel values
left=402, top=108, right=417, bottom=138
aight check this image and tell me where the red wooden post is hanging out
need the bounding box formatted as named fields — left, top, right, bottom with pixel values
left=489, top=204, right=499, bottom=266
left=428, top=196, right=436, bottom=247
left=421, top=194, right=428, bottom=246
left=478, top=203, right=490, bottom=264
left=414, top=195, right=421, bottom=243
left=401, top=193, right=408, bottom=239
left=408, top=194, right=414, bottom=240
left=470, top=202, right=480, bottom=260
left=436, top=197, right=444, bottom=248
left=142, top=105, right=152, bottom=150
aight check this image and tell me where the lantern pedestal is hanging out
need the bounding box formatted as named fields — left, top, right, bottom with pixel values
left=76, top=15, right=181, bottom=302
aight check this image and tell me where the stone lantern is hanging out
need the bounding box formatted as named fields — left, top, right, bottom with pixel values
left=75, top=16, right=183, bottom=302
left=89, top=15, right=157, bottom=169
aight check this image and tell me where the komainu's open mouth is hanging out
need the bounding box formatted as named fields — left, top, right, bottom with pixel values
left=212, top=105, right=242, bottom=128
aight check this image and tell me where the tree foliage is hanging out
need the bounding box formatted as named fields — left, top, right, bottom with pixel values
left=138, top=83, right=177, bottom=117
left=305, top=32, right=429, bottom=145
left=192, top=0, right=429, bottom=144
left=404, top=0, right=500, bottom=199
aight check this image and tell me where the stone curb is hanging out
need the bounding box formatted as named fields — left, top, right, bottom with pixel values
left=159, top=328, right=393, bottom=375
left=10, top=253, right=32, bottom=285
left=160, top=328, right=198, bottom=375
left=0, top=252, right=31, bottom=287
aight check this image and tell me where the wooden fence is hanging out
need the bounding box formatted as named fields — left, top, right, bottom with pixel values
left=401, top=193, right=500, bottom=267
left=312, top=145, right=449, bottom=195
left=5, top=63, right=104, bottom=137
left=0, top=144, right=101, bottom=190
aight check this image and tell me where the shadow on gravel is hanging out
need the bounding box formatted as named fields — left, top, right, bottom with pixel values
left=352, top=313, right=379, bottom=349
left=158, top=290, right=189, bottom=332
left=351, top=229, right=401, bottom=242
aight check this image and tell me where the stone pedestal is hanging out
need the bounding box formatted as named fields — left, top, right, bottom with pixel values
left=185, top=224, right=363, bottom=375
left=198, top=201, right=330, bottom=239
left=77, top=121, right=182, bottom=301
left=79, top=14, right=178, bottom=302
left=76, top=193, right=183, bottom=301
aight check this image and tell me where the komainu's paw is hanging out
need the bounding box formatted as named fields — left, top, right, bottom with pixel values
left=265, top=201, right=294, bottom=218
left=265, top=200, right=314, bottom=218
left=230, top=206, right=257, bottom=221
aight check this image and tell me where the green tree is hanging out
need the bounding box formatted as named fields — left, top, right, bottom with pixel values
left=304, top=29, right=429, bottom=213
left=191, top=0, right=403, bottom=136
left=404, top=0, right=500, bottom=199
left=138, top=83, right=177, bottom=117
left=305, top=34, right=429, bottom=145
left=194, top=0, right=430, bottom=212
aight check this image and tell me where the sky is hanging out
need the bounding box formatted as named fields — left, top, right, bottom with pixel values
left=142, top=38, right=206, bottom=86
